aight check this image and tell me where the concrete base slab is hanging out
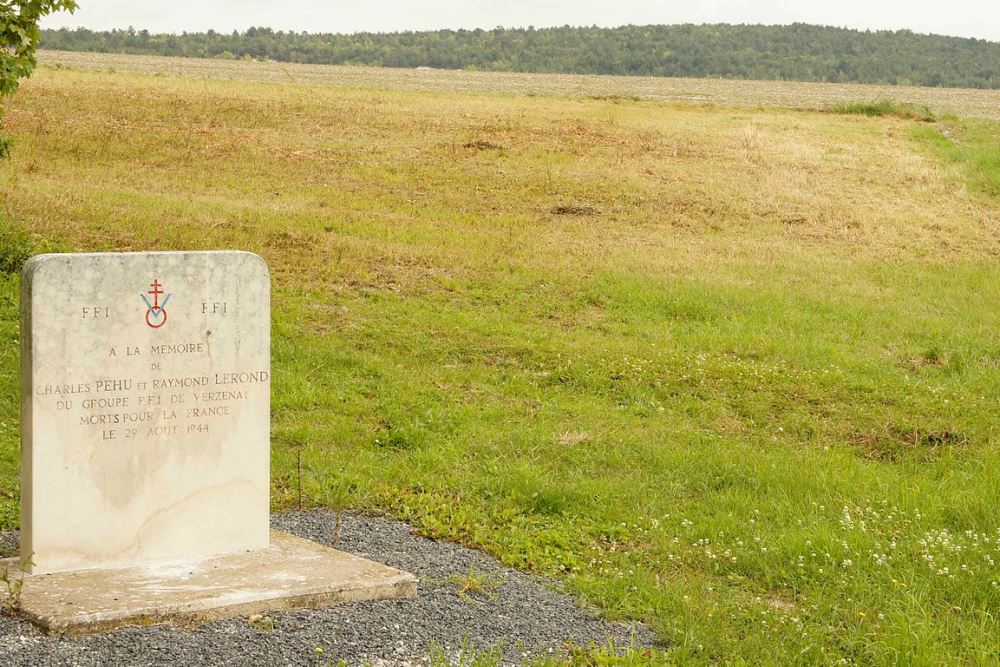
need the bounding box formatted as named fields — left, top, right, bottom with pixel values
left=0, top=530, right=418, bottom=635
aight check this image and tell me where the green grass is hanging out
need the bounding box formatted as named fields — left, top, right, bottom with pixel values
left=831, top=100, right=938, bottom=122
left=0, top=222, right=33, bottom=275
left=2, top=66, right=1000, bottom=663
left=266, top=260, right=1000, bottom=664
left=912, top=119, right=1000, bottom=196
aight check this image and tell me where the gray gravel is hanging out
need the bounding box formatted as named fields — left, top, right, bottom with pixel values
left=0, top=510, right=654, bottom=666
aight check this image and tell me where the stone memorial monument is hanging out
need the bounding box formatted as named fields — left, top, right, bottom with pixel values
left=2, top=251, right=416, bottom=634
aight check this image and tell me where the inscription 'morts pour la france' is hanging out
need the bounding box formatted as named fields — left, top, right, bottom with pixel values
left=21, top=252, right=270, bottom=575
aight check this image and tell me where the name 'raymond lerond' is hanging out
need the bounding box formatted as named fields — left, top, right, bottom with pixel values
left=34, top=372, right=269, bottom=396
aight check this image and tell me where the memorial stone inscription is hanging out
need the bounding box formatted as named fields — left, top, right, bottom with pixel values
left=21, top=252, right=270, bottom=575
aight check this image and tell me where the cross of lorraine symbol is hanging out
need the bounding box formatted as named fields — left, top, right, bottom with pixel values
left=140, top=279, right=172, bottom=329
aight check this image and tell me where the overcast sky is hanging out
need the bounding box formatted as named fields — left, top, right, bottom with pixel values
left=41, top=1, right=1000, bottom=42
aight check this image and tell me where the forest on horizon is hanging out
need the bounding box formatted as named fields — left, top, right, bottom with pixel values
left=40, top=23, right=1000, bottom=89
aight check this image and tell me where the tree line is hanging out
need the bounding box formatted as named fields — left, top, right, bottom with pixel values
left=40, top=23, right=1000, bottom=89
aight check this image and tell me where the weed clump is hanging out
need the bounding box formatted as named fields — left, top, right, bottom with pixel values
left=0, top=225, right=34, bottom=275
left=832, top=100, right=937, bottom=122
left=441, top=566, right=505, bottom=602
left=247, top=613, right=275, bottom=632
left=0, top=555, right=32, bottom=616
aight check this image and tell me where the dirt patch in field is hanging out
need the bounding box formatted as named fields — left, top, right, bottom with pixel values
left=463, top=140, right=504, bottom=151
left=552, top=204, right=601, bottom=216
left=854, top=427, right=970, bottom=462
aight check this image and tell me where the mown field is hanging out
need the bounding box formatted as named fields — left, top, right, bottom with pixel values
left=1, top=61, right=1000, bottom=664
left=38, top=50, right=1000, bottom=121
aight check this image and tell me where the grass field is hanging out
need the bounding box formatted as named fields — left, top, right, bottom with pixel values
left=2, top=61, right=1000, bottom=664
left=38, top=50, right=1000, bottom=121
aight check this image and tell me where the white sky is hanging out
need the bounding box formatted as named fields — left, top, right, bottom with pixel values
left=41, top=1, right=1000, bottom=42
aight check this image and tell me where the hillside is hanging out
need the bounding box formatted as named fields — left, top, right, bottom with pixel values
left=40, top=23, right=1000, bottom=89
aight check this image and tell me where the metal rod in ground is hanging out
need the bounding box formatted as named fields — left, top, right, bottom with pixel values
left=297, top=449, right=303, bottom=512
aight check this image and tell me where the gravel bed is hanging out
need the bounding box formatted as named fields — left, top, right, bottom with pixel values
left=0, top=510, right=654, bottom=665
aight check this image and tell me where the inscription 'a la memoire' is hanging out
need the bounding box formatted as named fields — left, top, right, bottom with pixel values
left=109, top=343, right=209, bottom=358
